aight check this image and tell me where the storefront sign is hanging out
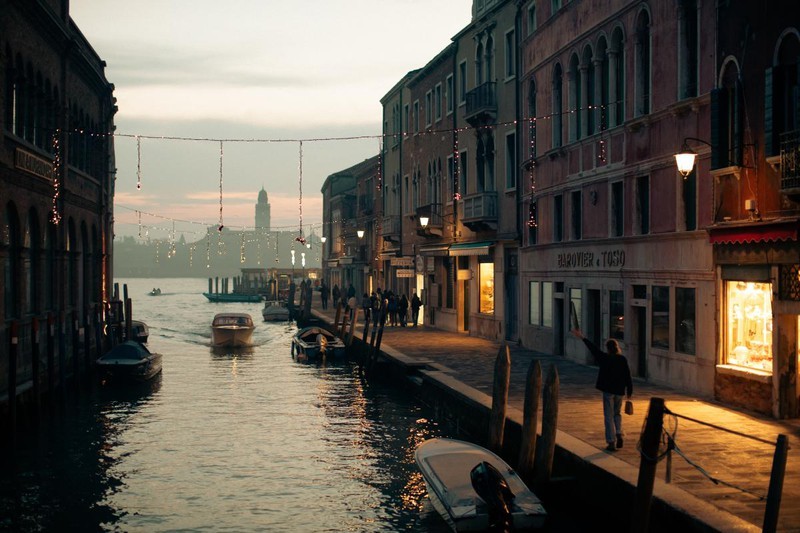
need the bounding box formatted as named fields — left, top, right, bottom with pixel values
left=557, top=249, right=625, bottom=269
left=15, top=148, right=54, bottom=181
left=396, top=269, right=414, bottom=278
left=391, top=257, right=414, bottom=267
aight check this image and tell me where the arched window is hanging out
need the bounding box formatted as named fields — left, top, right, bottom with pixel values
left=610, top=27, right=625, bottom=126
left=477, top=136, right=486, bottom=193
left=678, top=0, right=699, bottom=100
left=596, top=37, right=609, bottom=131
left=485, top=36, right=494, bottom=82
left=528, top=78, right=537, bottom=158
left=553, top=63, right=563, bottom=148
left=568, top=53, right=581, bottom=141
left=476, top=42, right=484, bottom=85
left=3, top=203, right=20, bottom=319
left=24, top=209, right=41, bottom=314
left=635, top=9, right=652, bottom=116
left=765, top=31, right=800, bottom=156
left=712, top=60, right=743, bottom=169
left=583, top=45, right=595, bottom=135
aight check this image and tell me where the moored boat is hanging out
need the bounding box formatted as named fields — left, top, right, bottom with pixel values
left=203, top=292, right=262, bottom=303
left=291, top=326, right=345, bottom=362
left=96, top=341, right=163, bottom=382
left=262, top=300, right=290, bottom=322
left=211, top=313, right=255, bottom=347
left=415, top=438, right=547, bottom=532
left=131, top=320, right=149, bottom=343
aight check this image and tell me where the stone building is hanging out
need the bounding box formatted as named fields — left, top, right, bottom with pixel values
left=1, top=0, right=116, bottom=407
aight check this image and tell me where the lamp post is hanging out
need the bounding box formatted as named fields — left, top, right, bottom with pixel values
left=674, top=137, right=713, bottom=178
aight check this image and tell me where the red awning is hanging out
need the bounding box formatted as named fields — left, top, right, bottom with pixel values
left=708, top=221, right=798, bottom=244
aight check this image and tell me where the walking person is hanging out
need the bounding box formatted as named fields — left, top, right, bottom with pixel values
left=387, top=294, right=397, bottom=326
left=398, top=294, right=409, bottom=327
left=410, top=290, right=421, bottom=327
left=361, top=293, right=371, bottom=324
left=320, top=282, right=329, bottom=310
left=332, top=284, right=340, bottom=309
left=571, top=328, right=633, bottom=452
left=371, top=292, right=382, bottom=327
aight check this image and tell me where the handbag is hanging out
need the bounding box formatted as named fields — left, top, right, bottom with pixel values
left=624, top=400, right=634, bottom=415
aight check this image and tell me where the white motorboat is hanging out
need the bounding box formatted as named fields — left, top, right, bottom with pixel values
left=262, top=300, right=290, bottom=322
left=96, top=341, right=163, bottom=383
left=415, top=438, right=547, bottom=532
left=211, top=313, right=255, bottom=348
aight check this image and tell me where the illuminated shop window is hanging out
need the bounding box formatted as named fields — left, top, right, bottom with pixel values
left=529, top=281, right=540, bottom=324
left=479, top=262, right=494, bottom=314
left=726, top=281, right=772, bottom=372
left=542, top=282, right=553, bottom=327
left=651, top=286, right=669, bottom=349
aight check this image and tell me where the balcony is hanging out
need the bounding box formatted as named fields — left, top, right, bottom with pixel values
left=780, top=129, right=800, bottom=199
left=382, top=214, right=401, bottom=243
left=461, top=191, right=497, bottom=231
left=464, top=82, right=497, bottom=126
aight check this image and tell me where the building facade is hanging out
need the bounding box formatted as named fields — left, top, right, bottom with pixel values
left=1, top=0, right=116, bottom=406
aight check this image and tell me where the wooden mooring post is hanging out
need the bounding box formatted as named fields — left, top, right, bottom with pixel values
left=346, top=307, right=359, bottom=346
left=488, top=343, right=510, bottom=454
left=762, top=433, right=789, bottom=533
left=534, top=364, right=559, bottom=485
left=631, top=397, right=665, bottom=533
left=517, top=360, right=542, bottom=480
left=333, top=301, right=343, bottom=334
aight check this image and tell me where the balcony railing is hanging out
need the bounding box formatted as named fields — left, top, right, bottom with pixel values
left=461, top=192, right=497, bottom=225
left=465, top=82, right=497, bottom=122
left=382, top=214, right=402, bottom=240
left=780, top=129, right=800, bottom=194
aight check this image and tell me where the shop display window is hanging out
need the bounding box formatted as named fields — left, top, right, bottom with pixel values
left=529, top=282, right=540, bottom=325
left=675, top=287, right=696, bottom=355
left=479, top=262, right=494, bottom=314
left=651, top=286, right=669, bottom=349
left=542, top=282, right=553, bottom=327
left=725, top=281, right=772, bottom=372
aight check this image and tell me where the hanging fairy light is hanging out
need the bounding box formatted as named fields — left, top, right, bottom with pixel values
left=168, top=221, right=176, bottom=258
left=206, top=231, right=211, bottom=269
left=138, top=210, right=142, bottom=237
left=295, top=140, right=306, bottom=245
left=136, top=135, right=142, bottom=190
left=240, top=231, right=246, bottom=263
left=528, top=117, right=538, bottom=228
left=218, top=140, right=224, bottom=232
left=50, top=129, right=62, bottom=225
left=189, top=243, right=195, bottom=268
left=453, top=130, right=462, bottom=201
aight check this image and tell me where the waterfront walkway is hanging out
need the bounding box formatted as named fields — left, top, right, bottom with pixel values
left=309, top=301, right=799, bottom=531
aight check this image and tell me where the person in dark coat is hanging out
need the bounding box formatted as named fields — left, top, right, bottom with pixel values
left=398, top=294, right=409, bottom=327
left=320, top=282, right=329, bottom=310
left=332, top=284, right=340, bottom=308
left=410, top=290, right=422, bottom=327
left=571, top=328, right=633, bottom=451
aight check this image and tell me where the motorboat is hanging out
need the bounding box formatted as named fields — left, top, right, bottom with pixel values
left=131, top=320, right=149, bottom=343
left=211, top=313, right=255, bottom=347
left=96, top=340, right=163, bottom=382
left=149, top=287, right=162, bottom=296
left=291, top=326, right=345, bottom=362
left=203, top=292, right=262, bottom=303
left=415, top=438, right=547, bottom=532
left=262, top=300, right=290, bottom=322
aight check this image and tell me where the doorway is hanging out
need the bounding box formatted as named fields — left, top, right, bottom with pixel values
left=554, top=297, right=564, bottom=356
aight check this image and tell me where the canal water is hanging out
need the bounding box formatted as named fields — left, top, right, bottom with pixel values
left=1, top=278, right=457, bottom=532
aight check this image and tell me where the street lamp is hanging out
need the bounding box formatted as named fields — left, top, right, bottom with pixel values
left=320, top=236, right=327, bottom=243
left=674, top=137, right=713, bottom=178
left=357, top=229, right=365, bottom=239
left=419, top=216, right=430, bottom=228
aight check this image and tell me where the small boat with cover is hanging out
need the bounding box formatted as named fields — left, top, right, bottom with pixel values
left=415, top=438, right=547, bottom=531
left=291, top=326, right=346, bottom=362
left=262, top=300, right=290, bottom=322
left=96, top=340, right=163, bottom=382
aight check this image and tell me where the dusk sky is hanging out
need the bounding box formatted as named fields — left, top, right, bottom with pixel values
left=69, top=1, right=473, bottom=241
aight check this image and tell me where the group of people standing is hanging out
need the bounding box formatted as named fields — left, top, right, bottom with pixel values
left=318, top=281, right=422, bottom=328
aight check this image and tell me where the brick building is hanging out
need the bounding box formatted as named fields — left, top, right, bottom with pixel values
left=1, top=0, right=116, bottom=407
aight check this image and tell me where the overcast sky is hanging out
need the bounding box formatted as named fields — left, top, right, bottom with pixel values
left=69, top=0, right=473, bottom=240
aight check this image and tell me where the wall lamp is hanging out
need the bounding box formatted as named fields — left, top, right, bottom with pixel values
left=419, top=216, right=430, bottom=228
left=674, top=137, right=712, bottom=178
left=320, top=236, right=327, bottom=243
left=356, top=229, right=365, bottom=239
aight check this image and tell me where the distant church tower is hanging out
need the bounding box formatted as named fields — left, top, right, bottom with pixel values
left=255, top=187, right=271, bottom=231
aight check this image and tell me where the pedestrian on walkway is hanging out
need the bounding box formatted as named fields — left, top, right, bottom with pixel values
left=387, top=294, right=398, bottom=326
left=332, top=284, right=340, bottom=309
left=410, top=290, right=421, bottom=327
left=398, top=294, right=409, bottom=327
left=361, top=292, right=371, bottom=323
left=370, top=292, right=381, bottom=326
left=571, top=328, right=633, bottom=452
left=320, top=282, right=329, bottom=310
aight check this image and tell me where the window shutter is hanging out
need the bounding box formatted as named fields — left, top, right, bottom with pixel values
left=710, top=87, right=727, bottom=169
left=764, top=67, right=775, bottom=157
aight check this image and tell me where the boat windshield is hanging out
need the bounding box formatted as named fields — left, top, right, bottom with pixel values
left=213, top=316, right=253, bottom=327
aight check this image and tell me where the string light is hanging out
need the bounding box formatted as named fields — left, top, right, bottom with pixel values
left=50, top=129, right=62, bottom=225
left=453, top=130, right=461, bottom=201
left=240, top=231, right=246, bottom=263
left=206, top=232, right=211, bottom=269
left=136, top=135, right=142, bottom=190
left=218, top=140, right=224, bottom=232
left=528, top=117, right=538, bottom=229
left=295, top=140, right=306, bottom=245
left=138, top=210, right=142, bottom=237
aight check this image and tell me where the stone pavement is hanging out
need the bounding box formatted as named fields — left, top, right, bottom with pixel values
left=309, top=301, right=800, bottom=531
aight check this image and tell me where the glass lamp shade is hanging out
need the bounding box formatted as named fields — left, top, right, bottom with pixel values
left=357, top=230, right=365, bottom=239
left=419, top=216, right=430, bottom=228
left=320, top=236, right=327, bottom=243
left=675, top=151, right=696, bottom=177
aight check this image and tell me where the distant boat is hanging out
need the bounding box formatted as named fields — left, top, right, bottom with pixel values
left=211, top=313, right=255, bottom=347
left=149, top=288, right=162, bottom=296
left=415, top=438, right=547, bottom=532
left=262, top=301, right=290, bottom=322
left=291, top=326, right=345, bottom=362
left=96, top=341, right=163, bottom=383
left=203, top=292, right=262, bottom=303
left=131, top=320, right=150, bottom=343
